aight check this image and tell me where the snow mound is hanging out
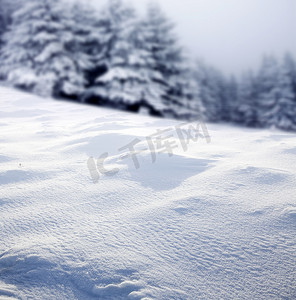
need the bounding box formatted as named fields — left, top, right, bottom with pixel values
left=233, top=166, right=291, bottom=185
left=118, top=152, right=215, bottom=191
left=92, top=280, right=145, bottom=299
left=279, top=206, right=296, bottom=223
left=0, top=170, right=52, bottom=185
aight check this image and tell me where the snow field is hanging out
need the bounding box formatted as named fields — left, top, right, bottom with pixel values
left=0, top=87, right=296, bottom=299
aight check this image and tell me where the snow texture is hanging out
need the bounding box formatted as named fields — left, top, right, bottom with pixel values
left=0, top=87, right=296, bottom=299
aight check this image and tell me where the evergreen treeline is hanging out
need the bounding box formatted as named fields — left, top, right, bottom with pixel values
left=0, top=0, right=296, bottom=131
left=0, top=0, right=201, bottom=120
left=195, top=54, right=296, bottom=131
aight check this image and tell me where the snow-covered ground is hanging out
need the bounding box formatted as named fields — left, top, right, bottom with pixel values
left=0, top=86, right=296, bottom=299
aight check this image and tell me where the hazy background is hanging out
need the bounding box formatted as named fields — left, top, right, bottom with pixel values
left=90, top=0, right=296, bottom=75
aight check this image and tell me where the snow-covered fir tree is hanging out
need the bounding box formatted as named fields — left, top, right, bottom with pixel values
left=141, top=3, right=202, bottom=119
left=282, top=53, right=296, bottom=104
left=194, top=60, right=224, bottom=122
left=0, top=0, right=9, bottom=46
left=224, top=76, right=239, bottom=123
left=0, top=0, right=88, bottom=98
left=273, top=54, right=296, bottom=130
left=69, top=2, right=110, bottom=91
left=236, top=71, right=259, bottom=127
left=0, top=0, right=23, bottom=45
left=256, top=55, right=280, bottom=127
left=82, top=0, right=147, bottom=111
left=127, top=11, right=172, bottom=116
left=256, top=55, right=296, bottom=130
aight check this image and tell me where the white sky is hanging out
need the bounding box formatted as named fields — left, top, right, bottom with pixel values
left=89, top=0, right=296, bottom=75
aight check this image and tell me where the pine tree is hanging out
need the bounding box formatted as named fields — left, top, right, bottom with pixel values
left=283, top=53, right=296, bottom=104
left=0, top=0, right=87, bottom=98
left=0, top=0, right=22, bottom=44
left=225, top=76, right=239, bottom=122
left=82, top=0, right=145, bottom=110
left=73, top=2, right=112, bottom=93
left=141, top=3, right=202, bottom=119
left=256, top=55, right=279, bottom=127
left=176, top=68, right=203, bottom=120
left=237, top=71, right=259, bottom=127
left=0, top=0, right=8, bottom=46
left=274, top=54, right=296, bottom=130
left=194, top=60, right=224, bottom=122
left=256, top=55, right=296, bottom=130
left=129, top=12, right=171, bottom=116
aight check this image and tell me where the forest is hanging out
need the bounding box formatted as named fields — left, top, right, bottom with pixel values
left=0, top=0, right=296, bottom=131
